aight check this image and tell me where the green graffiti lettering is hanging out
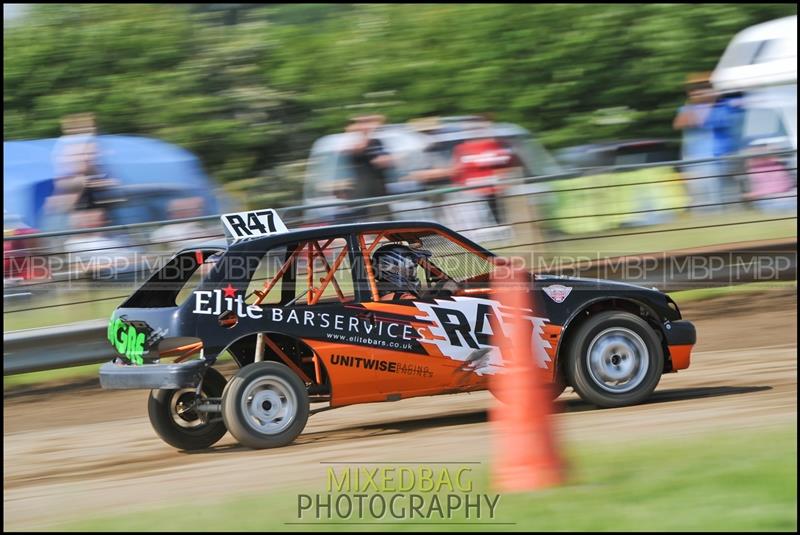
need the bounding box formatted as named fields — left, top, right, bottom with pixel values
left=129, top=332, right=146, bottom=365
left=115, top=320, right=127, bottom=354
left=125, top=325, right=136, bottom=354
left=107, top=317, right=148, bottom=365
left=107, top=315, right=114, bottom=343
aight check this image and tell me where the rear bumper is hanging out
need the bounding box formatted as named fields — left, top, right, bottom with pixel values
left=99, top=359, right=208, bottom=390
left=665, top=320, right=696, bottom=371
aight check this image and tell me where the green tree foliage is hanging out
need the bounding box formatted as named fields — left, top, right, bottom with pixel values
left=4, top=4, right=308, bottom=182
left=4, top=3, right=796, bottom=191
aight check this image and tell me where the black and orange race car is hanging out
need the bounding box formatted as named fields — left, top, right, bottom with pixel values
left=100, top=209, right=696, bottom=450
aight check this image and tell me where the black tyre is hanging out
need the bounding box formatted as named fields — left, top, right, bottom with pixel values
left=221, top=362, right=309, bottom=449
left=565, top=311, right=663, bottom=408
left=147, top=367, right=228, bottom=451
left=550, top=374, right=567, bottom=400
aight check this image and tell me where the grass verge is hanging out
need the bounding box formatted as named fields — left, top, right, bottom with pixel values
left=58, top=426, right=797, bottom=531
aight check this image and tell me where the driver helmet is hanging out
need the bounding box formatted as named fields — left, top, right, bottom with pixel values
left=372, top=243, right=431, bottom=297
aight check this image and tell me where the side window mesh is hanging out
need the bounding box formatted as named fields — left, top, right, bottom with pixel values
left=418, top=233, right=493, bottom=282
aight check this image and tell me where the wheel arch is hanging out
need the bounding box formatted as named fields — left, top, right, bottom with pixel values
left=220, top=331, right=330, bottom=394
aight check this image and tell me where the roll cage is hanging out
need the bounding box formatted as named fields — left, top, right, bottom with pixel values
left=116, top=222, right=496, bottom=368
left=241, top=226, right=496, bottom=306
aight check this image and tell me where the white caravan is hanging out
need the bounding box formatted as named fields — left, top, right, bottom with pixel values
left=711, top=15, right=797, bottom=154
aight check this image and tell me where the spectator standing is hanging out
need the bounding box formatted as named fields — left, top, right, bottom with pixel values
left=673, top=74, right=720, bottom=212
left=44, top=113, right=120, bottom=231
left=451, top=135, right=520, bottom=225
left=743, top=142, right=796, bottom=213
left=345, top=115, right=393, bottom=218
left=706, top=91, right=746, bottom=204
left=51, top=113, right=98, bottom=183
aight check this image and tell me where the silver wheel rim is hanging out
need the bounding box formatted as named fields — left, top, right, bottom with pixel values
left=586, top=327, right=649, bottom=393
left=170, top=388, right=206, bottom=429
left=240, top=376, right=297, bottom=435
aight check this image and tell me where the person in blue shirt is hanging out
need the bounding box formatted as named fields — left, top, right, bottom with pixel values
left=673, top=75, right=722, bottom=212
left=706, top=92, right=746, bottom=205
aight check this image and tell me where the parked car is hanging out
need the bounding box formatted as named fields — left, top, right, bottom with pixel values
left=555, top=140, right=680, bottom=169
left=545, top=140, right=688, bottom=234
left=302, top=116, right=563, bottom=224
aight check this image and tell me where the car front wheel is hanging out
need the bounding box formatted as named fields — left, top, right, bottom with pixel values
left=566, top=311, right=663, bottom=408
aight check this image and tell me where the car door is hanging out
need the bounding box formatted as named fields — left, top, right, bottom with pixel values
left=261, top=235, right=387, bottom=406
left=350, top=227, right=542, bottom=402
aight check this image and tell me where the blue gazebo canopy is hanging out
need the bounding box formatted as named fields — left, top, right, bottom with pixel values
left=4, top=135, right=226, bottom=228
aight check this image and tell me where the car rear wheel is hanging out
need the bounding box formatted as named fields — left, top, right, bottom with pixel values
left=147, top=367, right=228, bottom=451
left=222, top=362, right=309, bottom=449
left=566, top=311, right=663, bottom=408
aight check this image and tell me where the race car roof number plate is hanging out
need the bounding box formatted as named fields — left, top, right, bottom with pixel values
left=221, top=209, right=289, bottom=241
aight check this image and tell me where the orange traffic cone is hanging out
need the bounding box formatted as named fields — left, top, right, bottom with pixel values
left=490, top=261, right=564, bottom=492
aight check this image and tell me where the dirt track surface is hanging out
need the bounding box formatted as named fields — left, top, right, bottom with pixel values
left=4, top=291, right=797, bottom=531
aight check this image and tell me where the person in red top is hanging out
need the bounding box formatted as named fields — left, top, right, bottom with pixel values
left=451, top=137, right=520, bottom=224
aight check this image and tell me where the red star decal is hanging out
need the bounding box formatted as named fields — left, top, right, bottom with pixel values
left=223, top=283, right=237, bottom=298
